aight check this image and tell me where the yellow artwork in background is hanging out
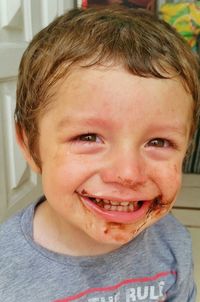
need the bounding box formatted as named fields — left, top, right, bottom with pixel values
left=160, top=2, right=200, bottom=51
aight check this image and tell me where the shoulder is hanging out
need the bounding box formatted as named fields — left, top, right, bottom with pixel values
left=0, top=210, right=25, bottom=282
left=152, top=213, right=191, bottom=240
left=0, top=209, right=23, bottom=243
left=0, top=197, right=44, bottom=246
left=148, top=217, right=196, bottom=300
left=147, top=214, right=192, bottom=259
left=0, top=202, right=36, bottom=263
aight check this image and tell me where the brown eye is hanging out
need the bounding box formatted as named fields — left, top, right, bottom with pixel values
left=147, top=138, right=169, bottom=148
left=79, top=133, right=99, bottom=142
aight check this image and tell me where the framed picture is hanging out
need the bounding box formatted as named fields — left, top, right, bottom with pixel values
left=76, top=0, right=157, bottom=13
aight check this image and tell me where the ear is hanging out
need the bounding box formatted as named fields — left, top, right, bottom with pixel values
left=15, top=124, right=41, bottom=174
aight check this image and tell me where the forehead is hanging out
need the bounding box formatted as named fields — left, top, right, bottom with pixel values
left=39, top=66, right=193, bottom=139
left=52, top=65, right=193, bottom=106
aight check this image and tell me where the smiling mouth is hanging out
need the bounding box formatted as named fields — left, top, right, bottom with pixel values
left=89, top=197, right=144, bottom=212
left=79, top=193, right=163, bottom=212
left=77, top=190, right=163, bottom=221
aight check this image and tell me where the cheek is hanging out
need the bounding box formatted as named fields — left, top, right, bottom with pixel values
left=152, top=162, right=182, bottom=202
left=162, top=163, right=182, bottom=201
left=42, top=155, right=89, bottom=193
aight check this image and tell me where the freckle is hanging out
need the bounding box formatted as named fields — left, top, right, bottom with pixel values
left=174, top=165, right=178, bottom=173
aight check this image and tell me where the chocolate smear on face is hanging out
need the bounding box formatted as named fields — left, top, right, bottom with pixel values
left=131, top=196, right=170, bottom=236
left=80, top=189, right=88, bottom=195
left=146, top=196, right=167, bottom=214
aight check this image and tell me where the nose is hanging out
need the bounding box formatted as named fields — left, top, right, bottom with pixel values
left=100, top=145, right=147, bottom=189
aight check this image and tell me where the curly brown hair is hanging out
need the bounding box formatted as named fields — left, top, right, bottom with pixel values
left=15, top=7, right=200, bottom=168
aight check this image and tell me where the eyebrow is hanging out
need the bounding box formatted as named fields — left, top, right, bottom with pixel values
left=57, top=116, right=190, bottom=136
left=149, top=124, right=189, bottom=137
left=57, top=115, right=112, bottom=130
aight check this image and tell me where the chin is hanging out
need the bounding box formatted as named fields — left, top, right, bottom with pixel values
left=87, top=206, right=171, bottom=248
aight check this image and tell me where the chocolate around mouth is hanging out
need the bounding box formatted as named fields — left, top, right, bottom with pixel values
left=77, top=188, right=166, bottom=212
left=146, top=196, right=167, bottom=216
left=78, top=192, right=164, bottom=213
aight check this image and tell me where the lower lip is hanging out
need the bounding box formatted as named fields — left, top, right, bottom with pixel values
left=79, top=195, right=151, bottom=224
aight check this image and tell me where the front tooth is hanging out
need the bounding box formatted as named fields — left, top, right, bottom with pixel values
left=129, top=204, right=134, bottom=211
left=110, top=200, right=120, bottom=205
left=104, top=204, right=111, bottom=210
left=104, top=199, right=110, bottom=204
left=120, top=201, right=129, bottom=206
left=110, top=205, right=117, bottom=211
left=95, top=198, right=101, bottom=203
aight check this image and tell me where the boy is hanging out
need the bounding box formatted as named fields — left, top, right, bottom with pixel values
left=0, top=7, right=199, bottom=302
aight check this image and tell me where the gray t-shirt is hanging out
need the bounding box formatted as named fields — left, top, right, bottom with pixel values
left=0, top=197, right=196, bottom=302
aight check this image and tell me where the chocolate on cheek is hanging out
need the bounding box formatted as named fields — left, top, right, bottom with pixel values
left=80, top=195, right=147, bottom=243
left=103, top=222, right=126, bottom=234
left=131, top=185, right=179, bottom=236
left=81, top=205, right=135, bottom=243
left=126, top=193, right=176, bottom=239
left=102, top=218, right=159, bottom=243
left=80, top=189, right=88, bottom=195
left=102, top=223, right=135, bottom=243
left=78, top=163, right=182, bottom=244
left=128, top=208, right=166, bottom=239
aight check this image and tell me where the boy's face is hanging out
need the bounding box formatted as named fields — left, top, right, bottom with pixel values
left=34, top=66, right=192, bottom=250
